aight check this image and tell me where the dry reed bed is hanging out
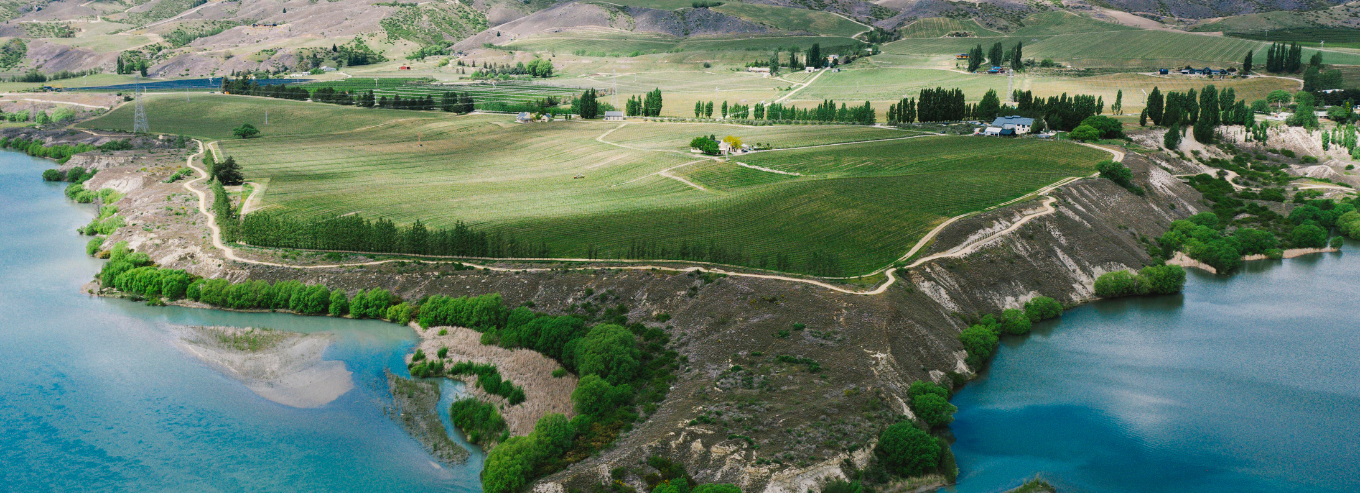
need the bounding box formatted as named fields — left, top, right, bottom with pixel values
left=407, top=324, right=577, bottom=436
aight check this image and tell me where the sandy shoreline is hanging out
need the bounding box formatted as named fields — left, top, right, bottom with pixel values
left=1168, top=247, right=1340, bottom=274
left=172, top=325, right=354, bottom=408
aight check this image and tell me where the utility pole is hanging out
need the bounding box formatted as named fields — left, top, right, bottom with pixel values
left=265, top=108, right=268, bottom=125
left=132, top=88, right=148, bottom=134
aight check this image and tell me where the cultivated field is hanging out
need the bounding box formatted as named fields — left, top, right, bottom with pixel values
left=898, top=17, right=997, bottom=38
left=792, top=68, right=1299, bottom=111
left=880, top=26, right=1360, bottom=68
left=80, top=95, right=1108, bottom=275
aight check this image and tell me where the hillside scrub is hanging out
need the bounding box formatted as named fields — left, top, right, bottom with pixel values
left=875, top=422, right=940, bottom=477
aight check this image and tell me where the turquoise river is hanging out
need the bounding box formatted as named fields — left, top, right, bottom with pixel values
left=3, top=149, right=1359, bottom=492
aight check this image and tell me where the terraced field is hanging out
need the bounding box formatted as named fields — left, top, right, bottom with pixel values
left=80, top=95, right=1108, bottom=275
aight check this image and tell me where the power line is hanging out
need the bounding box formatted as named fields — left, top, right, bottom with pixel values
left=132, top=88, right=149, bottom=134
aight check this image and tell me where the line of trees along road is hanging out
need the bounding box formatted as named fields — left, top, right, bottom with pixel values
left=236, top=211, right=548, bottom=259
left=885, top=87, right=1112, bottom=131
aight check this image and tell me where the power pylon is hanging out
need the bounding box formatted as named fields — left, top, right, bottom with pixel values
left=132, top=89, right=149, bottom=134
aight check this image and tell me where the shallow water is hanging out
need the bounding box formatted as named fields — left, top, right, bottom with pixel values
left=946, top=242, right=1360, bottom=492
left=0, top=151, right=482, bottom=490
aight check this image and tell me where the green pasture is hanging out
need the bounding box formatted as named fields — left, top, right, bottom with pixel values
left=881, top=27, right=1360, bottom=68
left=303, top=79, right=583, bottom=106
left=791, top=68, right=1299, bottom=111
left=505, top=33, right=860, bottom=57
left=1011, top=11, right=1137, bottom=36
left=79, top=95, right=1107, bottom=275
left=605, top=123, right=917, bottom=150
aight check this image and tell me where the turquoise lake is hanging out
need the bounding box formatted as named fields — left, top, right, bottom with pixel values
left=0, top=151, right=484, bottom=491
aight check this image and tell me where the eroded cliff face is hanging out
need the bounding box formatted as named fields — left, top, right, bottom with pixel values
left=66, top=139, right=1200, bottom=493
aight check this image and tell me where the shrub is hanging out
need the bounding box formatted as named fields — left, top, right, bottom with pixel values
left=1291, top=224, right=1328, bottom=248
left=1094, top=270, right=1144, bottom=297
left=482, top=435, right=538, bottom=493
left=999, top=308, right=1031, bottom=335
left=572, top=374, right=632, bottom=417
left=328, top=290, right=348, bottom=316
left=1139, top=264, right=1185, bottom=295
left=911, top=393, right=956, bottom=428
left=42, top=168, right=65, bottom=181
left=957, top=324, right=998, bottom=368
left=85, top=237, right=104, bottom=256
left=449, top=398, right=507, bottom=446
left=876, top=422, right=940, bottom=477
left=1068, top=124, right=1101, bottom=141
left=574, top=324, right=641, bottom=384
left=1095, top=265, right=1185, bottom=298
left=907, top=380, right=949, bottom=402
left=1023, top=296, right=1062, bottom=322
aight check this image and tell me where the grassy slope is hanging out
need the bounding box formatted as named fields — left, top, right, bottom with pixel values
left=711, top=3, right=865, bottom=37
left=79, top=95, right=1106, bottom=275
left=881, top=18, right=1360, bottom=68
left=898, top=17, right=997, bottom=38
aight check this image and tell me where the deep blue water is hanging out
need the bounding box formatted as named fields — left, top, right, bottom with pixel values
left=0, top=151, right=481, bottom=491
left=946, top=243, right=1360, bottom=492
left=73, top=78, right=310, bottom=92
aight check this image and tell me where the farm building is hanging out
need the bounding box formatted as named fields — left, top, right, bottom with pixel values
left=956, top=54, right=969, bottom=60
left=516, top=112, right=532, bottom=123
left=985, top=116, right=1034, bottom=136
left=604, top=111, right=625, bottom=121
left=747, top=67, right=770, bottom=74
left=805, top=66, right=816, bottom=73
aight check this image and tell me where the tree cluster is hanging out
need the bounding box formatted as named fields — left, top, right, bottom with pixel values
left=4, top=136, right=93, bottom=164
left=1264, top=42, right=1303, bottom=74
left=1093, top=265, right=1186, bottom=298
left=627, top=89, right=663, bottom=117
left=237, top=211, right=547, bottom=259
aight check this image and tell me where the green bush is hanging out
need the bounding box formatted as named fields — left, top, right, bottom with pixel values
left=449, top=398, right=507, bottom=446
left=911, top=393, right=956, bottom=428
left=85, top=237, right=104, bottom=256
left=482, top=435, right=538, bottom=493
left=572, top=374, right=632, bottom=417
left=1095, top=265, right=1185, bottom=298
left=957, top=324, right=998, bottom=368
left=1023, top=296, right=1062, bottom=322
left=1068, top=124, right=1101, bottom=141
left=574, top=324, right=641, bottom=384
left=328, top=290, right=349, bottom=316
left=42, top=168, right=65, bottom=181
left=907, top=380, right=948, bottom=402
left=876, top=422, right=940, bottom=477
left=999, top=308, right=1031, bottom=335
left=1094, top=270, right=1144, bottom=297
left=1291, top=224, right=1328, bottom=248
